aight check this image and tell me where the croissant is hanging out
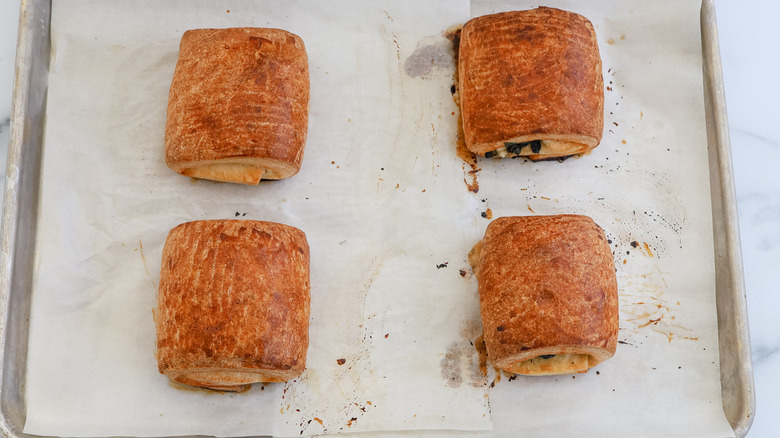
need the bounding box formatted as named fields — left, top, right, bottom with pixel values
left=156, top=220, right=310, bottom=391
left=472, top=215, right=618, bottom=375
left=458, top=8, right=604, bottom=160
left=165, top=28, right=310, bottom=184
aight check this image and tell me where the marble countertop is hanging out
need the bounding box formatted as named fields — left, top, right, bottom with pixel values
left=0, top=1, right=776, bottom=436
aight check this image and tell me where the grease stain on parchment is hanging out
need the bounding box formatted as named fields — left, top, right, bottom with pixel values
left=441, top=320, right=487, bottom=388
left=619, top=269, right=698, bottom=343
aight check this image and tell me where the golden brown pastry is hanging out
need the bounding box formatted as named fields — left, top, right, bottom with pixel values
left=472, top=215, right=618, bottom=375
left=458, top=8, right=604, bottom=160
left=165, top=28, right=310, bottom=184
left=156, top=220, right=310, bottom=391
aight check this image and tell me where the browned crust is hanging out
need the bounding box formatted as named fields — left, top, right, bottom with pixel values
left=164, top=28, right=310, bottom=184
left=477, top=215, right=618, bottom=375
left=156, top=220, right=311, bottom=390
left=458, top=8, right=604, bottom=159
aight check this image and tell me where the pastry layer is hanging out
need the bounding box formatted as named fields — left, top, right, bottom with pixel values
left=475, top=215, right=618, bottom=375
left=458, top=8, right=604, bottom=160
left=156, top=220, right=311, bottom=390
left=165, top=28, right=310, bottom=184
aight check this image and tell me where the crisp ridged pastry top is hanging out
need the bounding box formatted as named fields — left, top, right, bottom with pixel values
left=164, top=28, right=310, bottom=184
left=156, top=220, right=310, bottom=391
left=476, top=215, right=618, bottom=375
left=458, top=8, right=604, bottom=159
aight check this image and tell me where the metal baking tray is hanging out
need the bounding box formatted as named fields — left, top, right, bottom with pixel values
left=0, top=0, right=755, bottom=436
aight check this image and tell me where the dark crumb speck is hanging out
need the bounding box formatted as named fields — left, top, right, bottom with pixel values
left=436, top=262, right=449, bottom=269
left=508, top=374, right=517, bottom=381
left=481, top=211, right=487, bottom=218
left=607, top=239, right=613, bottom=244
left=496, top=325, right=505, bottom=332
left=337, top=358, right=346, bottom=365
left=459, top=269, right=467, bottom=277
left=630, top=241, right=639, bottom=248
left=596, top=371, right=600, bottom=375
left=242, top=213, right=247, bottom=216
left=385, top=333, right=389, bottom=338
left=450, top=85, right=456, bottom=94
left=235, top=212, right=240, bottom=217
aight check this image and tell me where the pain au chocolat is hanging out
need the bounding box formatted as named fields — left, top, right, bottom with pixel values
left=156, top=220, right=310, bottom=391
left=165, top=28, right=310, bottom=184
left=458, top=8, right=604, bottom=160
left=471, top=215, right=618, bottom=375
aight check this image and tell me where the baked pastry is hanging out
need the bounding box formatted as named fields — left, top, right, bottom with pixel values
left=156, top=220, right=311, bottom=391
left=165, top=28, right=310, bottom=184
left=458, top=8, right=604, bottom=160
left=471, top=215, right=618, bottom=375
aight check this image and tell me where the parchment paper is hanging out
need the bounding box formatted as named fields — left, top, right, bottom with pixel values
left=24, top=0, right=735, bottom=437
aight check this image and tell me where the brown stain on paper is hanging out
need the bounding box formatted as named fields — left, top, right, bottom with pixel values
left=619, top=269, right=698, bottom=343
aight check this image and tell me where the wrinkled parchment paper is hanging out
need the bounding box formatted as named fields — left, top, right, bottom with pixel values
left=24, top=0, right=735, bottom=437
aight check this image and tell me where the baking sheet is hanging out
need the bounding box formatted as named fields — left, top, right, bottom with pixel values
left=21, top=0, right=736, bottom=437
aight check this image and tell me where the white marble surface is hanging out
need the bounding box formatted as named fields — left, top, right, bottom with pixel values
left=0, top=1, right=776, bottom=436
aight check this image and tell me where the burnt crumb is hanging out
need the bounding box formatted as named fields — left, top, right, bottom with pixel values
left=596, top=371, right=600, bottom=375
left=489, top=380, right=496, bottom=388
left=235, top=212, right=240, bottom=217
left=242, top=213, right=247, bottom=216
left=538, top=354, right=555, bottom=359
left=484, top=150, right=496, bottom=158
left=630, top=241, right=639, bottom=248
left=450, top=84, right=456, bottom=94
left=618, top=340, right=630, bottom=345
left=436, top=262, right=449, bottom=269
left=607, top=239, right=613, bottom=244
left=481, top=211, right=487, bottom=218
left=508, top=374, right=517, bottom=381
left=496, top=325, right=505, bottom=332
left=459, top=269, right=467, bottom=277
left=337, top=358, right=346, bottom=365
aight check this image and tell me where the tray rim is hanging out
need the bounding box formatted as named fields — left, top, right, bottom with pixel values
left=0, top=0, right=755, bottom=437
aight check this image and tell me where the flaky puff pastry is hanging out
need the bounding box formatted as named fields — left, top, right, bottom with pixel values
left=156, top=220, right=310, bottom=391
left=165, top=28, right=310, bottom=184
left=473, top=215, right=618, bottom=375
left=458, top=8, right=604, bottom=160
